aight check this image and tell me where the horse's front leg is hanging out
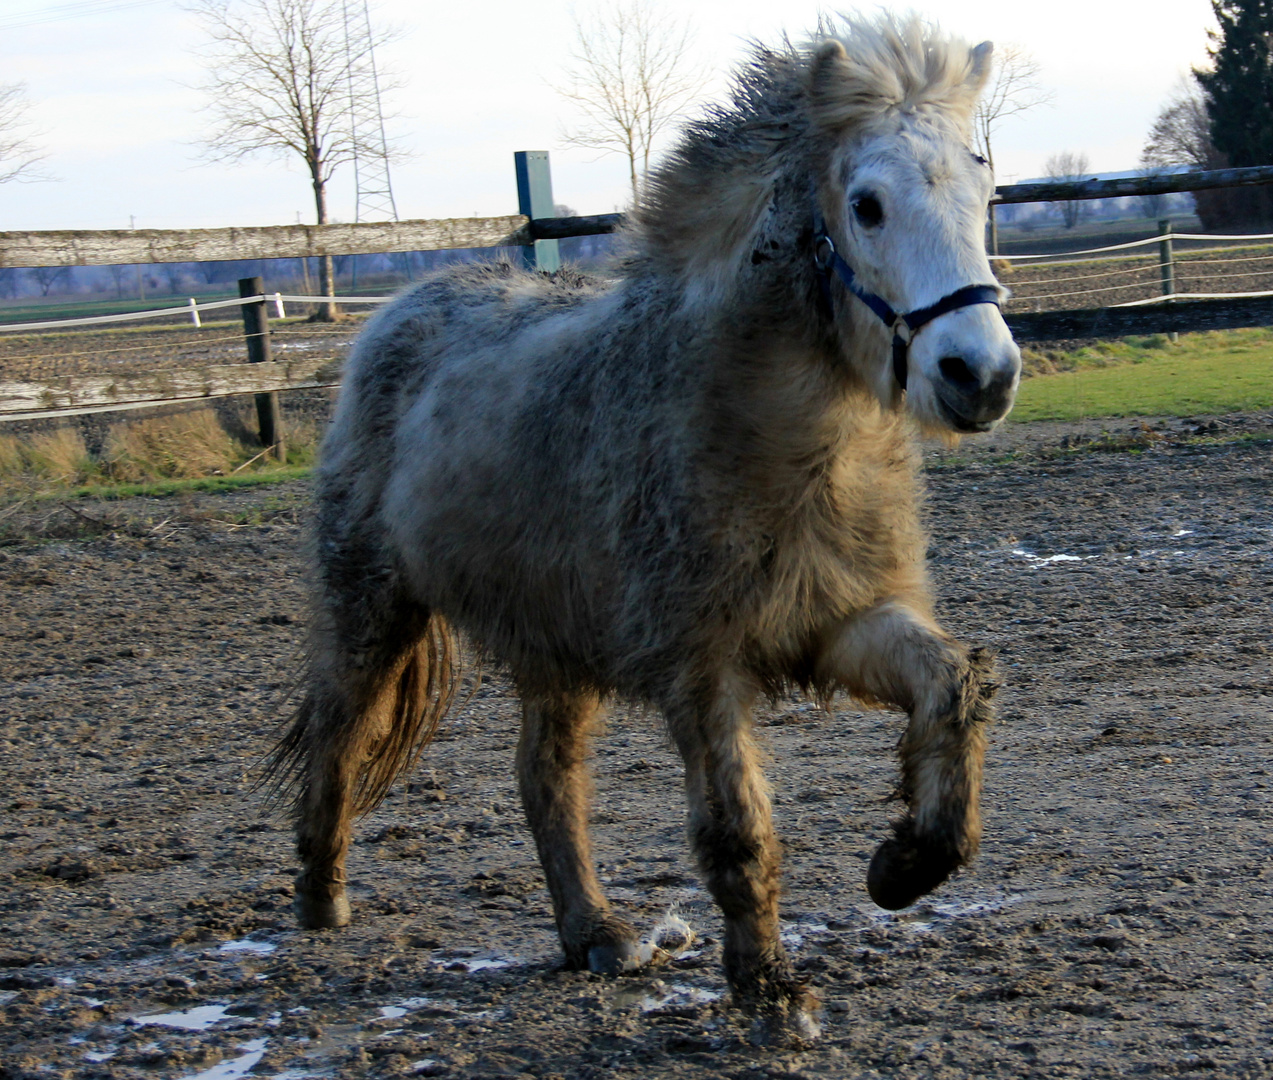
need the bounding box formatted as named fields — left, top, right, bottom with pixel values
left=817, top=598, right=998, bottom=911
left=516, top=688, right=649, bottom=974
left=671, top=677, right=820, bottom=1047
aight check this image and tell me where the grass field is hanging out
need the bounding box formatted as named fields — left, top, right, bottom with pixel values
left=1011, top=328, right=1273, bottom=421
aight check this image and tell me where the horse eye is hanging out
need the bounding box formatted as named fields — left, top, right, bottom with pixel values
left=971, top=152, right=989, bottom=167
left=852, top=194, right=883, bottom=228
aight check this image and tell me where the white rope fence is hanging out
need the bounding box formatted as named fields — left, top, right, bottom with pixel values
left=1001, top=229, right=1273, bottom=262
left=0, top=292, right=393, bottom=334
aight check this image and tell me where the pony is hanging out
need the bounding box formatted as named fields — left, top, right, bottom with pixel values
left=268, top=13, right=1020, bottom=1046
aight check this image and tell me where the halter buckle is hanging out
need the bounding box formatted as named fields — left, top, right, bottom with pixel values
left=812, top=234, right=836, bottom=272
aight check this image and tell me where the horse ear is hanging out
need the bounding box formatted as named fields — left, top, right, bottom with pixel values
left=810, top=39, right=849, bottom=91
left=968, top=41, right=994, bottom=93
left=808, top=39, right=859, bottom=131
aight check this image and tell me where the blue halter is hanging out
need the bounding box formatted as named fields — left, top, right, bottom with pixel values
left=812, top=226, right=1001, bottom=391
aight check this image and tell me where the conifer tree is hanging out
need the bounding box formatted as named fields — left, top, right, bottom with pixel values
left=1196, top=0, right=1273, bottom=167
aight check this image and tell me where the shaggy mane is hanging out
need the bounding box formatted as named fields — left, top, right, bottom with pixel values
left=634, top=12, right=988, bottom=277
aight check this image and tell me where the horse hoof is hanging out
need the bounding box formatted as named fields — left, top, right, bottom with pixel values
left=294, top=889, right=351, bottom=930
left=587, top=940, right=659, bottom=975
left=748, top=1002, right=822, bottom=1048
left=866, top=837, right=955, bottom=911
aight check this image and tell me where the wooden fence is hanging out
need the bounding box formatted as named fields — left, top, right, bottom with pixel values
left=2, top=159, right=1272, bottom=427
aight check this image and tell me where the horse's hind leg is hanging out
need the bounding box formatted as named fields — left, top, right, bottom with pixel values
left=516, top=688, right=644, bottom=973
left=816, top=599, right=997, bottom=911
left=282, top=594, right=442, bottom=930
left=670, top=675, right=820, bottom=1046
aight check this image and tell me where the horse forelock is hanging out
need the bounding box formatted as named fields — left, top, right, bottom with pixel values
left=806, top=13, right=988, bottom=137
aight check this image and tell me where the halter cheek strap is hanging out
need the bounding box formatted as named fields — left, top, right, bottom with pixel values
left=813, top=229, right=1001, bottom=391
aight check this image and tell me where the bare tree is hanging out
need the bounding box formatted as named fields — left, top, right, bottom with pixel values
left=189, top=0, right=399, bottom=319
left=0, top=83, right=48, bottom=185
left=972, top=45, right=1051, bottom=176
left=1141, top=78, right=1216, bottom=173
left=161, top=262, right=188, bottom=295
left=29, top=265, right=71, bottom=297
left=107, top=264, right=132, bottom=299
left=555, top=0, right=706, bottom=208
left=971, top=45, right=1050, bottom=254
left=1043, top=150, right=1091, bottom=229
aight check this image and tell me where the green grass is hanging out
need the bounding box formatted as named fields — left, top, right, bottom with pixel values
left=1011, top=328, right=1273, bottom=422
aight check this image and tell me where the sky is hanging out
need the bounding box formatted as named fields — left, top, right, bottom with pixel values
left=0, top=0, right=1218, bottom=232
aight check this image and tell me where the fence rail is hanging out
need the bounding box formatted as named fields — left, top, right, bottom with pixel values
left=2, top=159, right=1272, bottom=426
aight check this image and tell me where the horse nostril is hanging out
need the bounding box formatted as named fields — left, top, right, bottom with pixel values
left=939, top=355, right=978, bottom=389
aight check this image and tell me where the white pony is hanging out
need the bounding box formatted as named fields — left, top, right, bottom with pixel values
left=269, top=13, right=1020, bottom=1046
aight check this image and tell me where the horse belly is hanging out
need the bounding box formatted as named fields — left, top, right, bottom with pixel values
left=380, top=364, right=619, bottom=683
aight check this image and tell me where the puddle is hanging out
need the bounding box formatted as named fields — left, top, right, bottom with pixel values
left=1010, top=548, right=1098, bottom=568
left=613, top=981, right=722, bottom=1013
left=182, top=1037, right=267, bottom=1080
left=780, top=920, right=830, bottom=949
left=433, top=951, right=520, bottom=974
left=380, top=996, right=451, bottom=1018
left=131, top=1003, right=234, bottom=1031
left=853, top=891, right=1023, bottom=935
left=218, top=939, right=278, bottom=955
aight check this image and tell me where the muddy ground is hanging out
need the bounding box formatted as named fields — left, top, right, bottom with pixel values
left=1, top=415, right=1271, bottom=1080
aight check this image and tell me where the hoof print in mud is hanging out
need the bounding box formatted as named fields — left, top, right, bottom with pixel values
left=866, top=837, right=958, bottom=911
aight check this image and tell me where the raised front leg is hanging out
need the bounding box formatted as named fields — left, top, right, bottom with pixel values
left=817, top=599, right=997, bottom=910
left=516, top=689, right=647, bottom=974
left=670, top=676, right=820, bottom=1047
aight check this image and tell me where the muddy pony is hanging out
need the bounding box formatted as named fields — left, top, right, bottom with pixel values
left=268, top=13, right=1020, bottom=1045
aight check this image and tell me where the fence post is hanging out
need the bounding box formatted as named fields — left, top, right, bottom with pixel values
left=515, top=151, right=561, bottom=273
left=1158, top=218, right=1175, bottom=298
left=988, top=203, right=999, bottom=258
left=238, top=276, right=285, bottom=461
left=1158, top=218, right=1178, bottom=342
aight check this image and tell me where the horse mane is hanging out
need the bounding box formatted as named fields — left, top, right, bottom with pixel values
left=633, top=13, right=989, bottom=282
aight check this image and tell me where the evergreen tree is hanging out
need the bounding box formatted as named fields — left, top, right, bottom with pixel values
left=1196, top=0, right=1273, bottom=167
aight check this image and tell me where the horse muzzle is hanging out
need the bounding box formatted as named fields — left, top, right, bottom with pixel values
left=909, top=305, right=1020, bottom=432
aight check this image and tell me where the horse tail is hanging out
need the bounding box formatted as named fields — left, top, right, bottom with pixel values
left=262, top=608, right=460, bottom=817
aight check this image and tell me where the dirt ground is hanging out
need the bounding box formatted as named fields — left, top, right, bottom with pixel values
left=1, top=414, right=1271, bottom=1080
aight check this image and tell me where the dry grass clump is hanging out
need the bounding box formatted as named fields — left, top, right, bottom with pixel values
left=0, top=406, right=324, bottom=496
left=102, top=410, right=251, bottom=482
left=0, top=429, right=95, bottom=485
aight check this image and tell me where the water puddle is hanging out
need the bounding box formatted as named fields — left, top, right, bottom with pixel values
left=182, top=1037, right=267, bottom=1080
left=613, top=981, right=722, bottom=1013
left=218, top=939, right=277, bottom=956
left=130, top=1003, right=235, bottom=1031
left=378, top=996, right=450, bottom=1020
left=431, top=951, right=520, bottom=974
left=1010, top=548, right=1098, bottom=568
left=853, top=890, right=1023, bottom=935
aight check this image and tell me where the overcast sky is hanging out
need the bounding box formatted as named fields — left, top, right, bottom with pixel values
left=1, top=0, right=1216, bottom=232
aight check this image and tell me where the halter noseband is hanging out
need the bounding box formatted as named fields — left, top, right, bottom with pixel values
left=812, top=225, right=1001, bottom=391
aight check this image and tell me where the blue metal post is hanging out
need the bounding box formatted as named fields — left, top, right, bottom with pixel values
left=515, top=150, right=561, bottom=273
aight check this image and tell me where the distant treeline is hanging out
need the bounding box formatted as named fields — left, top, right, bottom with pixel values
left=0, top=232, right=618, bottom=303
